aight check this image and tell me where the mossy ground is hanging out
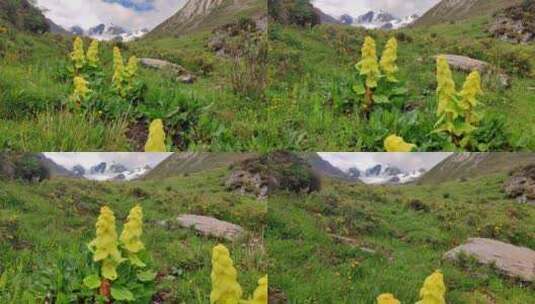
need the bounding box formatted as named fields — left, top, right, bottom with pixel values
left=0, top=167, right=267, bottom=302
left=268, top=174, right=535, bottom=303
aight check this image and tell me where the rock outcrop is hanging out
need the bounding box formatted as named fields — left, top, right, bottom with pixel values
left=489, top=1, right=535, bottom=44
left=139, top=58, right=196, bottom=84
left=444, top=238, right=535, bottom=281
left=504, top=164, right=535, bottom=205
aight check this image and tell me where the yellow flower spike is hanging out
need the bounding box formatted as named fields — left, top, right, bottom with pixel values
left=384, top=134, right=416, bottom=152
left=112, top=46, right=125, bottom=94
left=86, top=40, right=100, bottom=68
left=245, top=275, right=268, bottom=304
left=125, top=56, right=138, bottom=80
left=120, top=205, right=146, bottom=267
left=377, top=293, right=400, bottom=304
left=356, top=36, right=380, bottom=88
left=144, top=119, right=167, bottom=152
left=210, top=244, right=243, bottom=304
left=380, top=37, right=399, bottom=82
left=436, top=56, right=457, bottom=117
left=0, top=26, right=7, bottom=34
left=416, top=270, right=447, bottom=304
left=459, top=71, right=483, bottom=124
left=71, top=37, right=86, bottom=70
left=73, top=76, right=89, bottom=98
left=90, top=206, right=123, bottom=280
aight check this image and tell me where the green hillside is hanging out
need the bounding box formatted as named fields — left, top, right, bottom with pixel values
left=0, top=163, right=267, bottom=302
left=268, top=171, right=535, bottom=303
left=414, top=0, right=522, bottom=27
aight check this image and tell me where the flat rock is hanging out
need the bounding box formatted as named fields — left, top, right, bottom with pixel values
left=436, top=54, right=489, bottom=73
left=174, top=214, right=244, bottom=241
left=444, top=238, right=535, bottom=281
left=139, top=58, right=196, bottom=84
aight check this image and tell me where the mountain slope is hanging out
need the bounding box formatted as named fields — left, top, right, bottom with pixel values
left=143, top=153, right=256, bottom=179
left=302, top=153, right=355, bottom=181
left=421, top=153, right=535, bottom=184
left=0, top=0, right=48, bottom=33
left=415, top=0, right=522, bottom=26
left=149, top=0, right=266, bottom=37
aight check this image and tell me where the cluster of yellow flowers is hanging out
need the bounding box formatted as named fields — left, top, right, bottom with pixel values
left=0, top=26, right=7, bottom=34
left=71, top=37, right=87, bottom=71
left=69, top=37, right=102, bottom=106
left=89, top=205, right=146, bottom=281
left=377, top=270, right=446, bottom=304
left=87, top=40, right=100, bottom=68
left=384, top=134, right=416, bottom=152
left=112, top=46, right=139, bottom=98
left=356, top=36, right=399, bottom=88
left=210, top=244, right=267, bottom=304
left=144, top=119, right=167, bottom=152
left=435, top=56, right=483, bottom=144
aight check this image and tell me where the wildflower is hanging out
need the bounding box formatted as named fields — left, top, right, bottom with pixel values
left=0, top=26, right=7, bottom=34
left=120, top=205, right=145, bottom=267
left=89, top=206, right=123, bottom=280
left=384, top=134, right=416, bottom=152
left=356, top=36, right=380, bottom=88
left=112, top=47, right=125, bottom=93
left=458, top=71, right=483, bottom=124
left=125, top=56, right=138, bottom=80
left=377, top=293, right=400, bottom=304
left=144, top=119, right=166, bottom=152
left=210, top=244, right=243, bottom=304
left=86, top=40, right=100, bottom=68
left=436, top=56, right=457, bottom=117
left=245, top=275, right=267, bottom=304
left=71, top=76, right=90, bottom=106
left=416, top=270, right=446, bottom=304
left=71, top=37, right=86, bottom=71
left=380, top=38, right=399, bottom=82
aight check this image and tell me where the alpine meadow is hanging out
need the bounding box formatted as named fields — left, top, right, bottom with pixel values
left=267, top=0, right=535, bottom=151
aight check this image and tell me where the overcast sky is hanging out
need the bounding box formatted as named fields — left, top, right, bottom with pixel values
left=35, top=0, right=185, bottom=30
left=319, top=153, right=451, bottom=172
left=44, top=153, right=172, bottom=170
left=312, top=0, right=441, bottom=18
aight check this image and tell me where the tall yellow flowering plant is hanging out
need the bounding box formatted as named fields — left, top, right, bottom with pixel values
left=434, top=56, right=483, bottom=148
left=354, top=37, right=404, bottom=117
left=210, top=244, right=267, bottom=304
left=120, top=205, right=146, bottom=267
left=384, top=134, right=416, bottom=152
left=211, top=244, right=243, bottom=304
left=145, top=119, right=167, bottom=152
left=377, top=293, right=400, bottom=304
left=89, top=206, right=124, bottom=281
left=70, top=76, right=90, bottom=107
left=86, top=40, right=100, bottom=69
left=416, top=270, right=447, bottom=304
left=112, top=46, right=125, bottom=95
left=71, top=37, right=86, bottom=72
left=84, top=205, right=156, bottom=302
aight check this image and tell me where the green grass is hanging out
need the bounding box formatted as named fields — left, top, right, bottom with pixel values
left=0, top=167, right=267, bottom=302
left=268, top=175, right=535, bottom=303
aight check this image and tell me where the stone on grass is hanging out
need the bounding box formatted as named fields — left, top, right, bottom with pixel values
left=174, top=214, right=244, bottom=241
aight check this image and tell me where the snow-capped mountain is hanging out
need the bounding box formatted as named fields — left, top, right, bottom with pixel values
left=346, top=164, right=426, bottom=184
left=67, top=24, right=148, bottom=42
left=342, top=10, right=419, bottom=29
left=69, top=162, right=151, bottom=181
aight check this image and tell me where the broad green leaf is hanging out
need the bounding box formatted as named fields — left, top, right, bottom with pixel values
left=373, top=94, right=390, bottom=104
left=129, top=254, right=146, bottom=268
left=83, top=275, right=101, bottom=289
left=111, top=287, right=135, bottom=301
left=137, top=270, right=157, bottom=282
left=391, top=87, right=408, bottom=96
left=352, top=82, right=366, bottom=95
left=0, top=271, right=7, bottom=289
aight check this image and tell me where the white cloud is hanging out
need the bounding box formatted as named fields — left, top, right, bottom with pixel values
left=44, top=152, right=172, bottom=170
left=318, top=152, right=451, bottom=172
left=312, top=0, right=441, bottom=18
left=35, top=0, right=186, bottom=30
